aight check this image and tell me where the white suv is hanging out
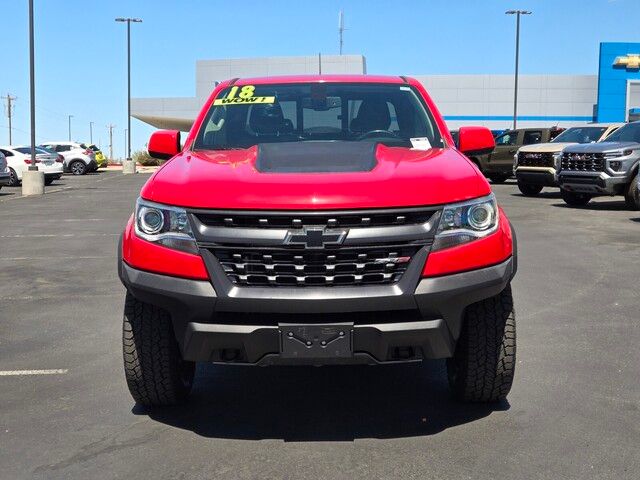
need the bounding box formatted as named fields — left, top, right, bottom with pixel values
left=0, top=146, right=64, bottom=186
left=40, top=141, right=97, bottom=175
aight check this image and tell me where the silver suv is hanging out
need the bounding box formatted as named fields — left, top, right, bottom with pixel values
left=558, top=121, right=640, bottom=209
left=39, top=141, right=97, bottom=175
left=0, top=151, right=9, bottom=190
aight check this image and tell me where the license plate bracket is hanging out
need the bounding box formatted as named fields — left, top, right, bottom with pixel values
left=279, top=323, right=353, bottom=359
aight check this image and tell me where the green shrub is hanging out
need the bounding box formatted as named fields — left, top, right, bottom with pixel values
left=132, top=150, right=163, bottom=166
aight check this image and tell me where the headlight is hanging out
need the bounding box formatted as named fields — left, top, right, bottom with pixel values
left=552, top=152, right=562, bottom=169
left=135, top=198, right=198, bottom=254
left=432, top=194, right=499, bottom=251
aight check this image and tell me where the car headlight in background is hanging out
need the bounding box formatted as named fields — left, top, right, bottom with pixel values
left=135, top=197, right=198, bottom=254
left=432, top=194, right=499, bottom=251
left=553, top=152, right=562, bottom=169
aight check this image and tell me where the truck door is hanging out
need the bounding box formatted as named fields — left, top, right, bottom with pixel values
left=488, top=130, right=519, bottom=171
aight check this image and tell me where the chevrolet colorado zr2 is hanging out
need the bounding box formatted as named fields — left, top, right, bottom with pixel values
left=558, top=121, right=640, bottom=209
left=118, top=75, right=518, bottom=406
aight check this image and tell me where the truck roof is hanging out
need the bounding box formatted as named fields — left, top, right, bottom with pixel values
left=232, top=74, right=408, bottom=86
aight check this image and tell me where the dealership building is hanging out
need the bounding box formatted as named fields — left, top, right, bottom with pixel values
left=132, top=42, right=640, bottom=132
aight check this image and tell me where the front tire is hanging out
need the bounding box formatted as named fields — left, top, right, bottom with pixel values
left=561, top=189, right=592, bottom=207
left=624, top=172, right=640, bottom=210
left=7, top=168, right=20, bottom=186
left=69, top=160, right=87, bottom=175
left=517, top=182, right=543, bottom=196
left=447, top=285, right=516, bottom=402
left=122, top=292, right=195, bottom=406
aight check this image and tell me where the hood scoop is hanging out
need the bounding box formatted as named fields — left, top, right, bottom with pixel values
left=255, top=141, right=378, bottom=174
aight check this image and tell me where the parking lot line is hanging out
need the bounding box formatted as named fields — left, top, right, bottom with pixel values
left=0, top=369, right=68, bottom=376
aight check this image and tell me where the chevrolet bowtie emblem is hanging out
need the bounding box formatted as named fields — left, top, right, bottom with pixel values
left=613, top=54, right=640, bottom=70
left=284, top=227, right=348, bottom=249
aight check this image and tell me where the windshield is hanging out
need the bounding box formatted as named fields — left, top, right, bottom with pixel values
left=603, top=122, right=640, bottom=143
left=89, top=145, right=100, bottom=151
left=551, top=126, right=607, bottom=144
left=193, top=83, right=444, bottom=150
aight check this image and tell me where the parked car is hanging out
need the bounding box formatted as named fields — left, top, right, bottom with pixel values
left=514, top=124, right=622, bottom=196
left=0, top=151, right=10, bottom=190
left=88, top=144, right=108, bottom=168
left=470, top=127, right=565, bottom=183
left=0, top=146, right=64, bottom=186
left=118, top=75, right=517, bottom=407
left=39, top=141, right=97, bottom=175
left=558, top=121, right=640, bottom=209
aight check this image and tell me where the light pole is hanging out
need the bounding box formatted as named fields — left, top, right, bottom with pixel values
left=89, top=121, right=94, bottom=144
left=124, top=129, right=128, bottom=160
left=67, top=114, right=73, bottom=141
left=115, top=17, right=142, bottom=162
left=506, top=10, right=531, bottom=130
left=22, top=0, right=44, bottom=195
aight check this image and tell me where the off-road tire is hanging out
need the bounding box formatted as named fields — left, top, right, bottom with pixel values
left=624, top=172, right=640, bottom=210
left=122, top=292, right=195, bottom=406
left=560, top=189, right=592, bottom=207
left=517, top=182, right=543, bottom=196
left=8, top=168, right=20, bottom=186
left=69, top=160, right=87, bottom=175
left=447, top=284, right=516, bottom=402
left=489, top=174, right=509, bottom=184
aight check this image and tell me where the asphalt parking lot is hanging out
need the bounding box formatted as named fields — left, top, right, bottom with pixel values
left=0, top=172, right=638, bottom=480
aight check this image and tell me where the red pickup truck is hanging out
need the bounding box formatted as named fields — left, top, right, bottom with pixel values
left=118, top=75, right=517, bottom=406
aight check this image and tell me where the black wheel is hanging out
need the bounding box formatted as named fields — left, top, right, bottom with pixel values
left=69, top=160, right=87, bottom=175
left=517, top=182, right=543, bottom=196
left=44, top=177, right=54, bottom=186
left=122, top=292, right=195, bottom=406
left=624, top=172, right=640, bottom=210
left=560, top=189, right=592, bottom=207
left=489, top=174, right=509, bottom=184
left=7, top=168, right=20, bottom=186
left=447, top=284, right=516, bottom=402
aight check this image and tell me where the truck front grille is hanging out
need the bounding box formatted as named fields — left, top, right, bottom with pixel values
left=518, top=152, right=554, bottom=168
left=190, top=207, right=438, bottom=288
left=561, top=153, right=605, bottom=172
left=212, top=244, right=424, bottom=287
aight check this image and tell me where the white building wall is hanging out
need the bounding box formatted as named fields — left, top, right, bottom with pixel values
left=132, top=55, right=598, bottom=131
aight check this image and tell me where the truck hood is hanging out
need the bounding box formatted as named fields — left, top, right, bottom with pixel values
left=519, top=142, right=576, bottom=153
left=141, top=142, right=489, bottom=210
left=563, top=141, right=640, bottom=154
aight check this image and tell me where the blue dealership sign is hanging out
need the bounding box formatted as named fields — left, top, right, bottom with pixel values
left=597, top=42, right=640, bottom=122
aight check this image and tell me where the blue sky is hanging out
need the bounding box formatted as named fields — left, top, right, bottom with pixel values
left=1, top=0, right=639, bottom=157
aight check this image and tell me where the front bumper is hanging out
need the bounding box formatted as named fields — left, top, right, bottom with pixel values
left=515, top=167, right=557, bottom=187
left=119, top=253, right=516, bottom=365
left=558, top=171, right=629, bottom=195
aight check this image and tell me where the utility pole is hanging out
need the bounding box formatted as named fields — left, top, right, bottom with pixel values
left=338, top=10, right=345, bottom=55
left=89, top=121, right=94, bottom=144
left=107, top=124, right=115, bottom=162
left=67, top=114, right=73, bottom=141
left=124, top=129, right=128, bottom=160
left=2, top=94, right=17, bottom=144
left=506, top=10, right=531, bottom=130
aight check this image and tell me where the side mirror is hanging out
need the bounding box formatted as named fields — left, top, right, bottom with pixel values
left=457, top=126, right=495, bottom=156
left=148, top=130, right=181, bottom=160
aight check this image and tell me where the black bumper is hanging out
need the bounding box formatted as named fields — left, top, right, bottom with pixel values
left=516, top=170, right=557, bottom=187
left=119, top=254, right=516, bottom=365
